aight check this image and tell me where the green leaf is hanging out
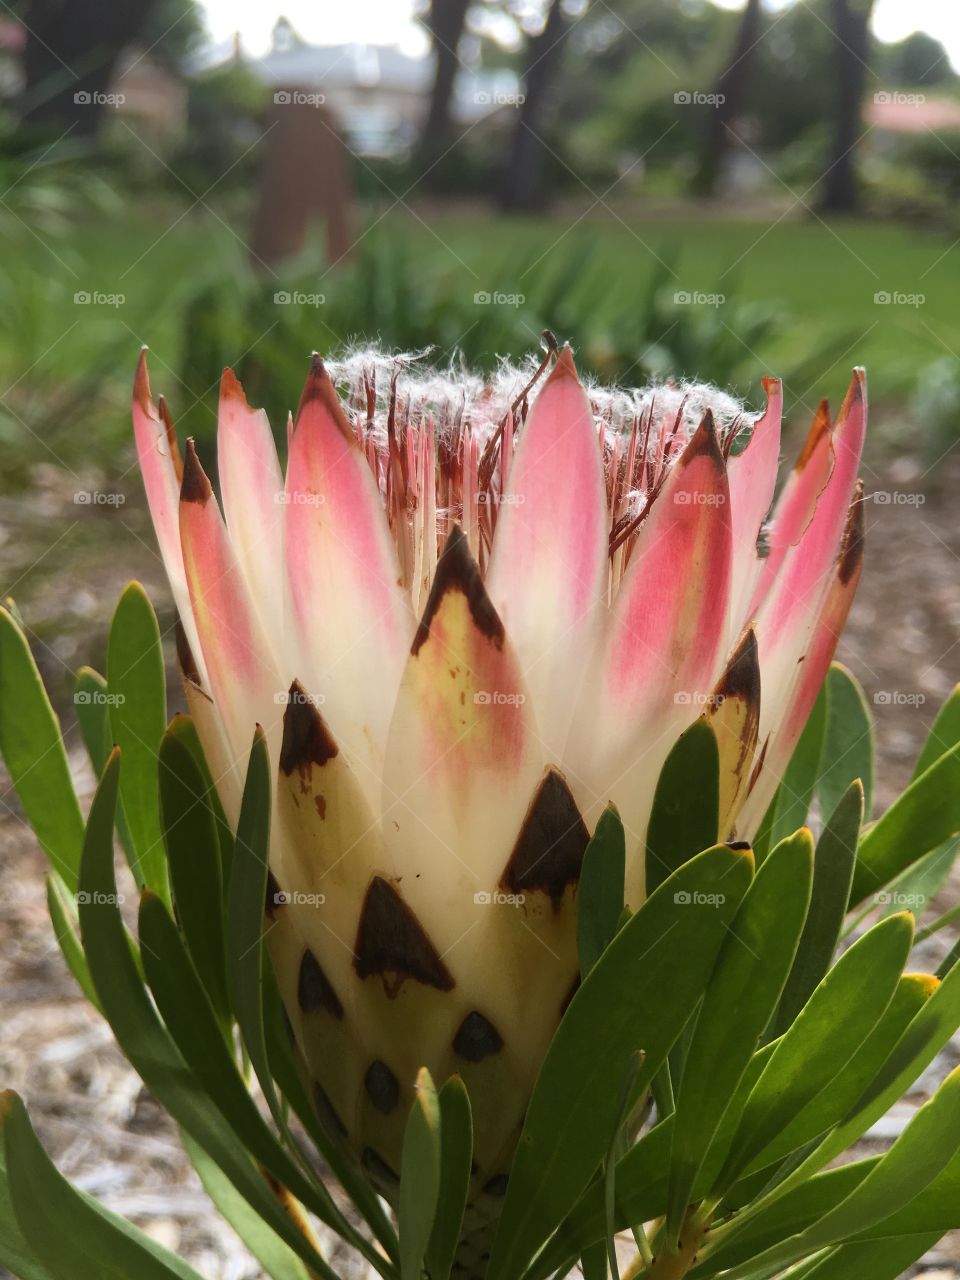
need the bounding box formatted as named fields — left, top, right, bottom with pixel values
left=76, top=750, right=343, bottom=1280
left=645, top=720, right=719, bottom=894
left=579, top=1241, right=608, bottom=1280
left=181, top=1131, right=311, bottom=1280
left=488, top=842, right=753, bottom=1280
left=0, top=605, right=84, bottom=890
left=743, top=1066, right=960, bottom=1275
left=771, top=782, right=862, bottom=1038
left=712, top=911, right=914, bottom=1192
left=818, top=664, right=874, bottom=823
left=2, top=1091, right=205, bottom=1280
left=792, top=1234, right=940, bottom=1280
left=577, top=805, right=626, bottom=977
left=666, top=828, right=813, bottom=1240
left=400, top=1067, right=442, bottom=1280
left=0, top=1096, right=57, bottom=1280
left=45, top=872, right=100, bottom=1011
left=735, top=971, right=936, bottom=1191
left=425, top=1077, right=473, bottom=1280
left=165, top=712, right=234, bottom=881
left=770, top=684, right=827, bottom=847
left=74, top=666, right=137, bottom=864
left=158, top=730, right=229, bottom=1024
left=913, top=682, right=960, bottom=780
left=106, top=583, right=168, bottom=898
left=850, top=740, right=960, bottom=905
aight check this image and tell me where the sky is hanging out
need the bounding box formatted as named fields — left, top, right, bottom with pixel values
left=197, top=0, right=960, bottom=70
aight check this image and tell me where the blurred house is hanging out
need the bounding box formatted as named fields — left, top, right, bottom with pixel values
left=111, top=49, right=188, bottom=146
left=866, top=93, right=960, bottom=136
left=221, top=16, right=521, bottom=159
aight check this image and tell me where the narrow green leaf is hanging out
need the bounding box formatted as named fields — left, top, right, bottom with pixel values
left=425, top=1077, right=473, bottom=1280
left=771, top=781, right=862, bottom=1038
left=851, top=740, right=960, bottom=905
left=873, top=836, right=959, bottom=923
left=750, top=788, right=778, bottom=867
left=158, top=731, right=229, bottom=1023
left=181, top=1132, right=310, bottom=1280
left=713, top=911, right=914, bottom=1192
left=645, top=720, right=719, bottom=894
left=488, top=842, right=753, bottom=1280
left=3, top=1091, right=205, bottom=1280
left=76, top=750, right=342, bottom=1280
left=580, top=1242, right=607, bottom=1280
left=770, top=684, right=827, bottom=847
left=0, top=605, right=84, bottom=889
left=75, top=666, right=137, bottom=864
left=0, top=1095, right=57, bottom=1280
left=912, top=682, right=960, bottom=780
left=165, top=712, right=234, bottom=881
left=794, top=1234, right=940, bottom=1280
left=743, top=1066, right=960, bottom=1275
left=667, top=829, right=813, bottom=1239
left=106, top=583, right=168, bottom=897
left=577, top=805, right=626, bottom=977
left=818, top=664, right=874, bottom=823
left=45, top=872, right=100, bottom=1011
left=400, top=1068, right=442, bottom=1280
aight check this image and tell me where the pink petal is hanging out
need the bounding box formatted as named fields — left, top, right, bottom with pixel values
left=284, top=357, right=414, bottom=791
left=486, top=346, right=609, bottom=758
left=727, top=377, right=781, bottom=636
left=132, top=350, right=205, bottom=682
left=179, top=441, right=283, bottom=765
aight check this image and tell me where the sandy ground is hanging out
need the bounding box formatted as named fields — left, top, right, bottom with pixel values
left=2, top=426, right=960, bottom=1279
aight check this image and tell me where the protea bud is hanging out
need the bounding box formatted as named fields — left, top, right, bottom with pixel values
left=131, top=343, right=865, bottom=1236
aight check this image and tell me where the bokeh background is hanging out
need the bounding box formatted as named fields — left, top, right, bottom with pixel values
left=3, top=0, right=960, bottom=1275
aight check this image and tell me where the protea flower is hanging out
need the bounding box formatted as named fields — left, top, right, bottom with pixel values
left=131, top=343, right=865, bottom=1243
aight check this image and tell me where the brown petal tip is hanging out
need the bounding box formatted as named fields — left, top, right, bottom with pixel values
left=181, top=439, right=213, bottom=505
left=500, top=768, right=590, bottom=910
left=837, top=480, right=864, bottom=585
left=412, top=524, right=504, bottom=657
left=354, top=876, right=455, bottom=996
left=680, top=408, right=723, bottom=469
left=279, top=679, right=338, bottom=776
left=795, top=400, right=831, bottom=471
left=220, top=366, right=250, bottom=407
left=295, top=352, right=355, bottom=445
left=714, top=626, right=760, bottom=706
left=133, top=347, right=155, bottom=415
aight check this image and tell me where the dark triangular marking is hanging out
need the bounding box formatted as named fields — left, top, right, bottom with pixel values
left=362, top=1147, right=399, bottom=1188
left=280, top=680, right=338, bottom=776
left=298, top=948, right=344, bottom=1019
left=412, top=524, right=504, bottom=657
left=364, top=1060, right=400, bottom=1114
left=483, top=1173, right=509, bottom=1197
left=501, top=769, right=590, bottom=910
left=453, top=1011, right=503, bottom=1062
left=354, top=876, right=455, bottom=997
left=313, top=1082, right=347, bottom=1140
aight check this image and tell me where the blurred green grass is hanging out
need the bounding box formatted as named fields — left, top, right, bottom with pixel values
left=1, top=205, right=956, bottom=482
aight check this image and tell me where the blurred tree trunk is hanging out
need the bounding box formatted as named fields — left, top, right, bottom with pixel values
left=692, top=0, right=763, bottom=198
left=18, top=0, right=159, bottom=138
left=499, top=0, right=568, bottom=212
left=820, top=0, right=875, bottom=213
left=418, top=0, right=472, bottom=167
